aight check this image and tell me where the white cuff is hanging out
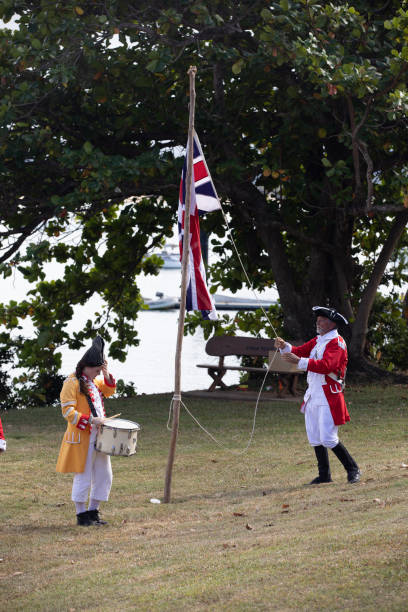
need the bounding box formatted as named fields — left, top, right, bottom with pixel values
left=0, top=439, right=6, bottom=451
left=297, top=357, right=309, bottom=371
left=280, top=343, right=292, bottom=354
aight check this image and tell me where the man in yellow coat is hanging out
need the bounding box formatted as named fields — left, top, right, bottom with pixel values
left=56, top=336, right=116, bottom=526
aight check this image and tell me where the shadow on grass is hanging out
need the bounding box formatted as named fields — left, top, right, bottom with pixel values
left=1, top=523, right=77, bottom=535
left=170, top=483, right=304, bottom=504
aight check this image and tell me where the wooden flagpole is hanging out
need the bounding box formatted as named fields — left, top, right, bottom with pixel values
left=163, top=66, right=197, bottom=504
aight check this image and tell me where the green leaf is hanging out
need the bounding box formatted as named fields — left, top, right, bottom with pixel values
left=83, top=141, right=93, bottom=154
left=260, top=8, right=273, bottom=21
left=146, top=59, right=158, bottom=72
left=232, top=59, right=244, bottom=74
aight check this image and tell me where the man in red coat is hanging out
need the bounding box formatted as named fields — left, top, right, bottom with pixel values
left=275, top=306, right=360, bottom=485
left=0, top=415, right=6, bottom=453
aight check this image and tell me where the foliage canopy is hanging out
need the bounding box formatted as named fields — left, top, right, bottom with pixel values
left=0, top=1, right=408, bottom=404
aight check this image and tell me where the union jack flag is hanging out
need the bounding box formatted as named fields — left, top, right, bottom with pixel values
left=178, top=130, right=221, bottom=320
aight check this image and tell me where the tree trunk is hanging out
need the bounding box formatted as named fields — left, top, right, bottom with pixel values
left=232, top=182, right=408, bottom=369
left=349, top=209, right=408, bottom=363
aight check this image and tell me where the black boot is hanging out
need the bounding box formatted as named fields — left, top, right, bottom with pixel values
left=309, top=445, right=333, bottom=484
left=76, top=511, right=95, bottom=526
left=87, top=509, right=107, bottom=525
left=331, top=442, right=361, bottom=483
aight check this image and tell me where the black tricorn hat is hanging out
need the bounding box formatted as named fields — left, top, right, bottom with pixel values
left=312, top=306, right=348, bottom=326
left=80, top=336, right=105, bottom=367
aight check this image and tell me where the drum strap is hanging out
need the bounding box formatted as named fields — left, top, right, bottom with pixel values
left=86, top=394, right=98, bottom=418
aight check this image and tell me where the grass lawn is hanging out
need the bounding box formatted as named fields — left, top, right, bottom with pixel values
left=1, top=383, right=408, bottom=611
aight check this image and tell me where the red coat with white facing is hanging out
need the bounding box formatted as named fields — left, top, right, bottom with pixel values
left=292, top=335, right=350, bottom=426
left=0, top=415, right=6, bottom=451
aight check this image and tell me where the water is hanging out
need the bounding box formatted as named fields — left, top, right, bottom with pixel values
left=2, top=265, right=278, bottom=394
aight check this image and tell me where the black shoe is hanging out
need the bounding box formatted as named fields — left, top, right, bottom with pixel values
left=308, top=475, right=333, bottom=485
left=347, top=469, right=361, bottom=484
left=87, top=509, right=107, bottom=525
left=76, top=511, right=95, bottom=526
left=310, top=445, right=332, bottom=485
left=331, top=442, right=360, bottom=484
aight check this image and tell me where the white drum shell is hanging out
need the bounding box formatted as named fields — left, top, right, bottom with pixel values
left=95, top=419, right=141, bottom=457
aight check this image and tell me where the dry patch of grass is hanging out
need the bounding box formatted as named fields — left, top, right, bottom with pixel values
left=1, top=385, right=408, bottom=610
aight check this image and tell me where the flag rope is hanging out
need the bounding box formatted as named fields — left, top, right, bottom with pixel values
left=167, top=360, right=276, bottom=454
left=219, top=206, right=280, bottom=338
left=169, top=187, right=284, bottom=454
left=167, top=338, right=283, bottom=455
left=171, top=117, right=286, bottom=455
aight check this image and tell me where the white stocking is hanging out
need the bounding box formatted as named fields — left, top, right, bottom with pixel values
left=75, top=501, right=86, bottom=514
left=88, top=498, right=100, bottom=511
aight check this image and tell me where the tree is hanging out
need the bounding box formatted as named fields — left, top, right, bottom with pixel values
left=0, top=1, right=408, bottom=404
left=203, top=0, right=408, bottom=370
left=0, top=1, right=182, bottom=403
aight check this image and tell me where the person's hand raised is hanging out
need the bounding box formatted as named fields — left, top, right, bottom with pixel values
left=274, top=337, right=286, bottom=349
left=101, top=359, right=112, bottom=382
left=92, top=416, right=106, bottom=426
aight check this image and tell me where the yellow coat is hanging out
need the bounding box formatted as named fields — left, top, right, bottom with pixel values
left=56, top=374, right=116, bottom=474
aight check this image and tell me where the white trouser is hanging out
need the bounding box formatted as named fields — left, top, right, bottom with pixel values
left=71, top=436, right=112, bottom=503
left=304, top=398, right=339, bottom=449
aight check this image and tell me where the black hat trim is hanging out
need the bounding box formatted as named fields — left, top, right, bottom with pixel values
left=312, top=306, right=348, bottom=325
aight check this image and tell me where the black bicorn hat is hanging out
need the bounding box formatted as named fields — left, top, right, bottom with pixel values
left=80, top=335, right=105, bottom=367
left=312, top=306, right=348, bottom=326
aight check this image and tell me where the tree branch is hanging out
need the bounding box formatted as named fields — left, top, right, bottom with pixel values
left=0, top=221, right=45, bottom=264
left=358, top=139, right=374, bottom=212
left=350, top=208, right=408, bottom=358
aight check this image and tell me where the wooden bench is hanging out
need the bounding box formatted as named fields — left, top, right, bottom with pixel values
left=197, top=335, right=302, bottom=395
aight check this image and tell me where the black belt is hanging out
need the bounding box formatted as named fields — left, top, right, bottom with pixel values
left=86, top=394, right=98, bottom=418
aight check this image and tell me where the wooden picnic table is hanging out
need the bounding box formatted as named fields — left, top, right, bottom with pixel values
left=196, top=335, right=303, bottom=396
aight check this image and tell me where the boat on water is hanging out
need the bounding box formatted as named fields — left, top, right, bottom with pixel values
left=157, top=244, right=181, bottom=269
left=141, top=292, right=275, bottom=311
left=142, top=292, right=179, bottom=310
left=143, top=244, right=181, bottom=269
left=213, top=294, right=276, bottom=311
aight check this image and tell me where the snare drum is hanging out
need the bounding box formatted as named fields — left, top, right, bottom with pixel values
left=95, top=418, right=141, bottom=457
